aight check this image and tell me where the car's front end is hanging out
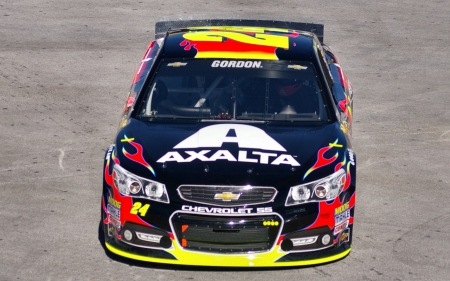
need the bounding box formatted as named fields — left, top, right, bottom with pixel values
left=101, top=120, right=356, bottom=267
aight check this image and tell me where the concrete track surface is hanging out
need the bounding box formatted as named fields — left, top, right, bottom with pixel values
left=1, top=0, right=450, bottom=280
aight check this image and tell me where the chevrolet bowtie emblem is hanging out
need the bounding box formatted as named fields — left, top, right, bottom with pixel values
left=288, top=65, right=308, bottom=70
left=167, top=62, right=187, bottom=67
left=214, top=192, right=241, bottom=201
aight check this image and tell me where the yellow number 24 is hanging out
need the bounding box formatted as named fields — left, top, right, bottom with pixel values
left=130, top=202, right=150, bottom=217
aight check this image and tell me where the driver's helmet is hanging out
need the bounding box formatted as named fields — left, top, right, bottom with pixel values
left=275, top=79, right=303, bottom=97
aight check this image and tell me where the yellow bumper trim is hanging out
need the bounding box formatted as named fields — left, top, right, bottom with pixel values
left=105, top=242, right=351, bottom=267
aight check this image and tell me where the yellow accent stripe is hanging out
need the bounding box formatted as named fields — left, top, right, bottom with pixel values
left=105, top=242, right=351, bottom=267
left=120, top=137, right=134, bottom=142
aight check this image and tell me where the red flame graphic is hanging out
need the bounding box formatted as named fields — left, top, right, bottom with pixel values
left=122, top=141, right=155, bottom=177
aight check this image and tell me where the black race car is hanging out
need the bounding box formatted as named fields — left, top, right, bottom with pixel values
left=101, top=19, right=355, bottom=267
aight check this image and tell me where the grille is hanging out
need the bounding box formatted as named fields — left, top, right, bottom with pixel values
left=177, top=185, right=277, bottom=206
left=172, top=213, right=282, bottom=253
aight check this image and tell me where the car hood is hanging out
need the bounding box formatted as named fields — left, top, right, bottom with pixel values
left=115, top=119, right=349, bottom=188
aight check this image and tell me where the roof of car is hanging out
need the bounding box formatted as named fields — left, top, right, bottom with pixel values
left=160, top=26, right=317, bottom=61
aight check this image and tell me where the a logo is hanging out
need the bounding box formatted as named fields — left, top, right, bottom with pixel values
left=288, top=65, right=308, bottom=70
left=214, top=192, right=241, bottom=201
left=335, top=202, right=350, bottom=225
left=157, top=124, right=300, bottom=166
left=211, top=60, right=262, bottom=68
left=181, top=205, right=273, bottom=214
left=167, top=62, right=187, bottom=67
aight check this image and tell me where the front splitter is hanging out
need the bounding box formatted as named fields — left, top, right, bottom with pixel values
left=105, top=241, right=351, bottom=267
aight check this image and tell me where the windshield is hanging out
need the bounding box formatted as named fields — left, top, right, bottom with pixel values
left=139, top=59, right=330, bottom=122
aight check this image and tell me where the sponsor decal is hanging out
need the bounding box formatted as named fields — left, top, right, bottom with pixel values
left=105, top=145, right=114, bottom=161
left=157, top=124, right=300, bottom=166
left=107, top=197, right=121, bottom=225
left=334, top=202, right=350, bottom=226
left=339, top=228, right=350, bottom=244
left=348, top=149, right=355, bottom=165
left=107, top=223, right=115, bottom=236
left=334, top=220, right=349, bottom=235
left=211, top=60, right=262, bottom=68
left=108, top=197, right=122, bottom=209
left=107, top=205, right=120, bottom=220
left=182, top=205, right=273, bottom=214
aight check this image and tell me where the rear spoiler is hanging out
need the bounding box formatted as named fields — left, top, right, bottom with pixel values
left=155, top=19, right=324, bottom=43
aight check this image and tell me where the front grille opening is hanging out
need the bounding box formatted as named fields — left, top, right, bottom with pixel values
left=178, top=185, right=277, bottom=206
left=172, top=214, right=281, bottom=253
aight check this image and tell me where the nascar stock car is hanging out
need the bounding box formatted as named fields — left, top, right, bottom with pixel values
left=101, top=19, right=355, bottom=267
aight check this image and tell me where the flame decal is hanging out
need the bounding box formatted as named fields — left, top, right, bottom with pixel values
left=110, top=187, right=153, bottom=228
left=338, top=93, right=352, bottom=125
left=303, top=139, right=341, bottom=180
left=112, top=149, right=120, bottom=165
left=121, top=135, right=156, bottom=177
left=101, top=196, right=109, bottom=224
left=132, top=41, right=155, bottom=84
left=334, top=155, right=346, bottom=172
left=305, top=192, right=356, bottom=231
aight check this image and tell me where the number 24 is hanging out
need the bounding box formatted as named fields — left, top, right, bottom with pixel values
left=130, top=202, right=150, bottom=217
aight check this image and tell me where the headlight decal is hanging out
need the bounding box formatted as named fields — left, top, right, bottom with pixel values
left=286, top=169, right=346, bottom=206
left=303, top=139, right=341, bottom=180
left=112, top=164, right=169, bottom=204
left=121, top=134, right=156, bottom=177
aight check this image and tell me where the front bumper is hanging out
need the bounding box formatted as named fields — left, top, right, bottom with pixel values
left=104, top=237, right=351, bottom=267
left=101, top=145, right=355, bottom=267
left=102, top=202, right=353, bottom=267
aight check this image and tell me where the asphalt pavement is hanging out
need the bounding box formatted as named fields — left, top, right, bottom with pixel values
left=1, top=0, right=449, bottom=280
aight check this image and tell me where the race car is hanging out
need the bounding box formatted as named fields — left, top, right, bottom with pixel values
left=101, top=19, right=355, bottom=267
